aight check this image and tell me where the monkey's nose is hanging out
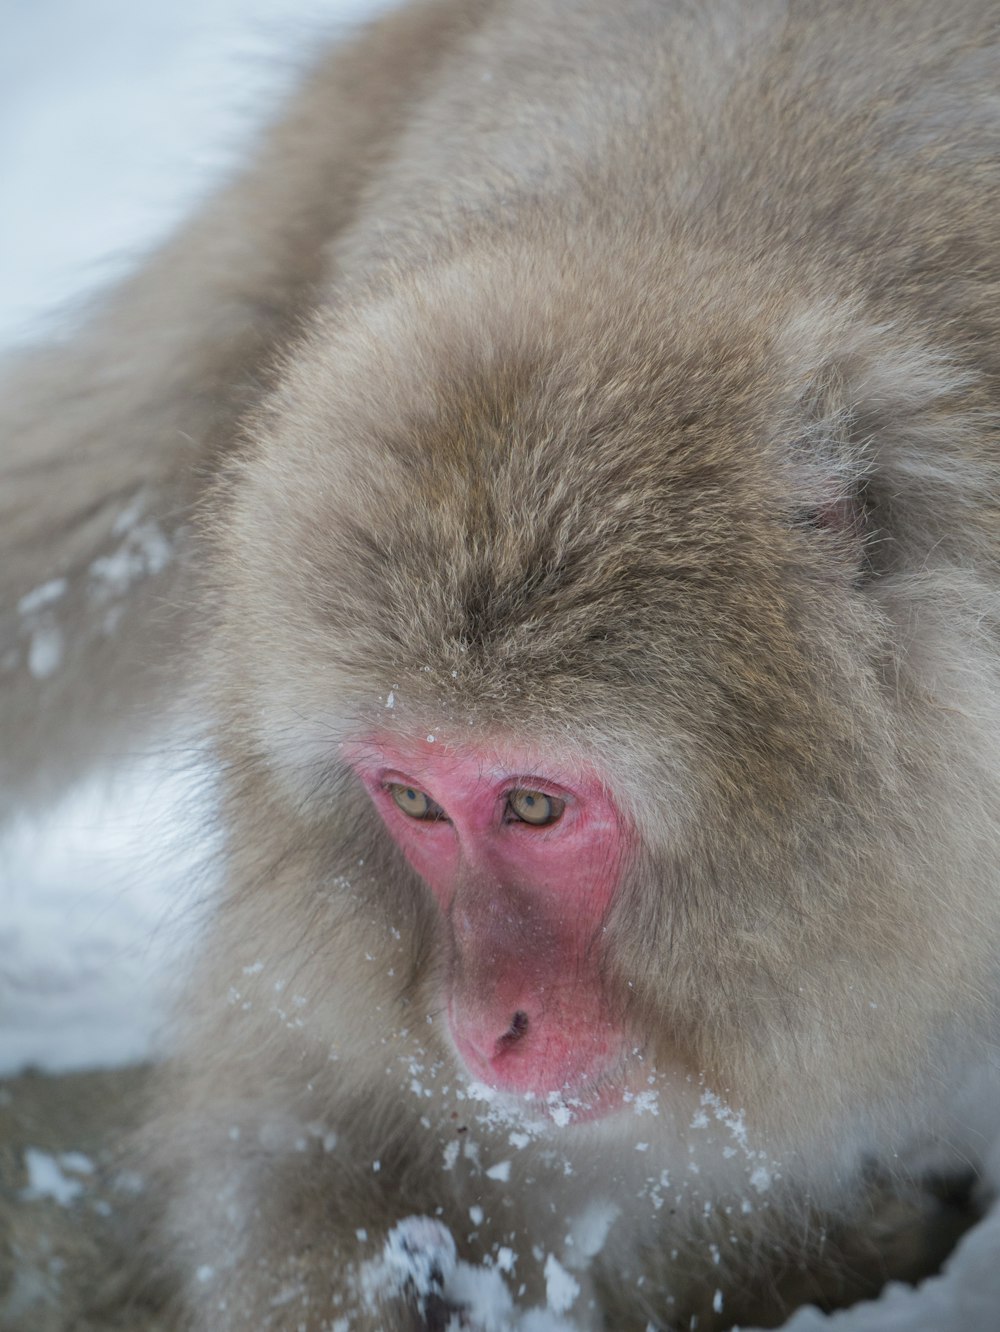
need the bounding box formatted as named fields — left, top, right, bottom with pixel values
left=495, top=1009, right=530, bottom=1055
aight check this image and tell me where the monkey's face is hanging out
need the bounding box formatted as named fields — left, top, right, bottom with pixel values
left=344, top=734, right=634, bottom=1104
left=217, top=251, right=979, bottom=1141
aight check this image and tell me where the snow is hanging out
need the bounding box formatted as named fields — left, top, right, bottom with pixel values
left=0, top=0, right=393, bottom=1072
left=17, top=580, right=69, bottom=617
left=2, top=1, right=1000, bottom=1329
left=25, top=619, right=64, bottom=680
left=777, top=1195, right=1000, bottom=1332
left=542, top=1255, right=580, bottom=1316
left=20, top=1148, right=94, bottom=1207
left=0, top=0, right=397, bottom=349
left=564, top=1203, right=620, bottom=1267
left=361, top=1218, right=583, bottom=1332
left=0, top=762, right=213, bottom=1073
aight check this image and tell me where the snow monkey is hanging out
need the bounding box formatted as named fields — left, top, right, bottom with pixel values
left=3, top=0, right=1000, bottom=1328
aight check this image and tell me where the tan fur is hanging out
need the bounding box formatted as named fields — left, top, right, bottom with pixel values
left=4, top=1, right=1000, bottom=1328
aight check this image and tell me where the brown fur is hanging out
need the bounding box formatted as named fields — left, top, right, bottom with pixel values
left=4, top=1, right=1000, bottom=1328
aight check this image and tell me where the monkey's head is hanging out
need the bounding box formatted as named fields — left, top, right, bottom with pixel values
left=215, top=239, right=996, bottom=1136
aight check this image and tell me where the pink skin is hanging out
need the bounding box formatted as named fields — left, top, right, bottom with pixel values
left=344, top=734, right=634, bottom=1105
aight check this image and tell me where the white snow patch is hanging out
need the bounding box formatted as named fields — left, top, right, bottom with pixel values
left=543, top=1255, right=580, bottom=1316
left=750, top=1165, right=773, bottom=1193
left=564, top=1201, right=620, bottom=1268
left=88, top=519, right=172, bottom=604
left=359, top=1215, right=457, bottom=1311
left=58, top=1150, right=95, bottom=1175
left=363, top=1222, right=586, bottom=1331
left=446, top=1262, right=517, bottom=1330
left=18, top=579, right=68, bottom=616
left=21, top=1148, right=93, bottom=1205
left=27, top=618, right=64, bottom=679
left=0, top=758, right=214, bottom=1074
left=496, top=1247, right=516, bottom=1273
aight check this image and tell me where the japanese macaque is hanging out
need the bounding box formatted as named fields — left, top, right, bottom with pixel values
left=3, top=0, right=1000, bottom=1328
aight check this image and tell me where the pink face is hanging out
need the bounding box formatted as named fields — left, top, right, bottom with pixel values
left=345, top=734, right=634, bottom=1106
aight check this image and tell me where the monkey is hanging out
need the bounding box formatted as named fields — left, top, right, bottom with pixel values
left=3, top=0, right=1000, bottom=1327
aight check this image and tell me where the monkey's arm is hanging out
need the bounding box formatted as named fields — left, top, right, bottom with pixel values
left=150, top=1023, right=478, bottom=1331
left=153, top=1109, right=470, bottom=1332
left=0, top=0, right=482, bottom=817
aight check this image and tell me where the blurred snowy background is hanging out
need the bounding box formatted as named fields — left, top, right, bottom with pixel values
left=0, top=0, right=393, bottom=1078
left=1, top=2, right=998, bottom=1327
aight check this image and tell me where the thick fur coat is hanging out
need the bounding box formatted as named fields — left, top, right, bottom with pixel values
left=2, top=2, right=999, bottom=1328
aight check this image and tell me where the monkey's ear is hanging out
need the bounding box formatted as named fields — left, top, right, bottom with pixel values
left=783, top=307, right=986, bottom=578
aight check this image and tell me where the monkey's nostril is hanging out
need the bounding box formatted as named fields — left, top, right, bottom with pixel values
left=496, top=1010, right=530, bottom=1052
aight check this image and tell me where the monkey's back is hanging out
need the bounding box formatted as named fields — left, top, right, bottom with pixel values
left=331, top=0, right=999, bottom=347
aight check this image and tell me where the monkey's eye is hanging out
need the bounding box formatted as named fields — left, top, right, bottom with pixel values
left=387, top=783, right=445, bottom=820
left=507, top=789, right=565, bottom=826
